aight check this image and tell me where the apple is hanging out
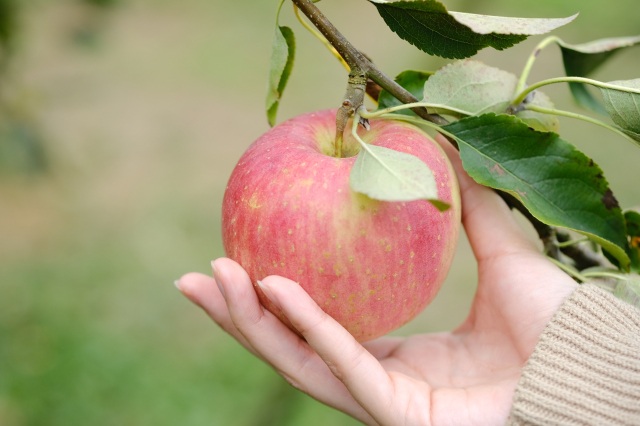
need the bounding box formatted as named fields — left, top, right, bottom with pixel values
left=222, top=109, right=460, bottom=341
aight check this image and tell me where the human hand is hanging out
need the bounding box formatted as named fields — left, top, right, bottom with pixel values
left=177, top=135, right=577, bottom=425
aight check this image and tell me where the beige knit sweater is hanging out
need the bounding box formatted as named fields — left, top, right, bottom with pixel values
left=508, top=284, right=640, bottom=425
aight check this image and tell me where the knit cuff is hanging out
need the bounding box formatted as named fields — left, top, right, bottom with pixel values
left=508, top=283, right=640, bottom=426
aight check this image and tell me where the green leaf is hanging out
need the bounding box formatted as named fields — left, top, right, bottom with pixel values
left=557, top=36, right=640, bottom=113
left=424, top=60, right=516, bottom=116
left=377, top=70, right=432, bottom=115
left=423, top=59, right=558, bottom=131
left=265, top=1, right=296, bottom=127
left=625, top=210, right=640, bottom=272
left=349, top=144, right=448, bottom=210
left=443, top=113, right=630, bottom=270
left=266, top=25, right=295, bottom=127
left=600, top=79, right=640, bottom=143
left=449, top=12, right=577, bottom=36
left=368, top=0, right=575, bottom=59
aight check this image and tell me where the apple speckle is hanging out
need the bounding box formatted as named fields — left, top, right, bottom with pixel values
left=332, top=264, right=342, bottom=276
left=248, top=193, right=261, bottom=209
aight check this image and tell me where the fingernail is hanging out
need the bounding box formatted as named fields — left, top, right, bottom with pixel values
left=174, top=279, right=182, bottom=291
left=211, top=260, right=225, bottom=299
left=256, top=280, right=279, bottom=308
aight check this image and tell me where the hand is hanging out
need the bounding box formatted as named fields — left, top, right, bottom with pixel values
left=177, top=135, right=577, bottom=426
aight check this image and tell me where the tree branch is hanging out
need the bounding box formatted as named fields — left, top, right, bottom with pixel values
left=291, top=0, right=446, bottom=125
left=290, top=0, right=608, bottom=271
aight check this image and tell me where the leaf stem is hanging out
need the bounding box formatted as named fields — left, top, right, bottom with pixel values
left=556, top=236, right=589, bottom=248
left=513, top=76, right=640, bottom=106
left=547, top=256, right=589, bottom=282
left=526, top=104, right=639, bottom=146
left=360, top=102, right=472, bottom=119
left=275, top=0, right=286, bottom=21
left=515, top=35, right=560, bottom=95
left=582, top=270, right=627, bottom=280
left=350, top=112, right=398, bottom=178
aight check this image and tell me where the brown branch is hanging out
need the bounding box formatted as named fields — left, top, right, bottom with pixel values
left=291, top=0, right=446, bottom=125
left=290, top=0, right=608, bottom=271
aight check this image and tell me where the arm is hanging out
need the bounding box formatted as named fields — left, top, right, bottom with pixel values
left=508, top=284, right=640, bottom=425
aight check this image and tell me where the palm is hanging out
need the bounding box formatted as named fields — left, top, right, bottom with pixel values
left=361, top=250, right=570, bottom=423
left=178, top=141, right=576, bottom=425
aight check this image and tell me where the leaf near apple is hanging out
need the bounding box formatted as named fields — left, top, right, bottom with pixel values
left=222, top=109, right=461, bottom=341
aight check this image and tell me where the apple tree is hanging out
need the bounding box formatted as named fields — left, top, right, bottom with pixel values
left=262, top=0, right=640, bottom=305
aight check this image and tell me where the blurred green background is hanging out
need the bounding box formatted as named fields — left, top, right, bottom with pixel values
left=1, top=0, right=638, bottom=424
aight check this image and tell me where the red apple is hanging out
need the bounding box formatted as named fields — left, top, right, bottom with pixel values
left=222, top=109, right=460, bottom=341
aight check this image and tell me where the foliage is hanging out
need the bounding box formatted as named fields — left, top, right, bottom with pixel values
left=368, top=0, right=576, bottom=59
left=267, top=0, right=640, bottom=283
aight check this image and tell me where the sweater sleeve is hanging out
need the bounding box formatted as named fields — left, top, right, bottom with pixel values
left=507, top=283, right=640, bottom=426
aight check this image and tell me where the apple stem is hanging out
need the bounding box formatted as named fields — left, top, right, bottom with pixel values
left=334, top=69, right=367, bottom=157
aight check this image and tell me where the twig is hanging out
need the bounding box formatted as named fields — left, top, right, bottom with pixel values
left=289, top=0, right=608, bottom=271
left=290, top=0, right=446, bottom=125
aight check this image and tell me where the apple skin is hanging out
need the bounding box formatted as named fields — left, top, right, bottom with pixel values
left=222, top=109, right=460, bottom=341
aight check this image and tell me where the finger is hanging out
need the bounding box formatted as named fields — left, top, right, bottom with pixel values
left=257, top=275, right=399, bottom=424
left=176, top=271, right=257, bottom=356
left=214, top=258, right=375, bottom=424
left=435, top=133, right=540, bottom=262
